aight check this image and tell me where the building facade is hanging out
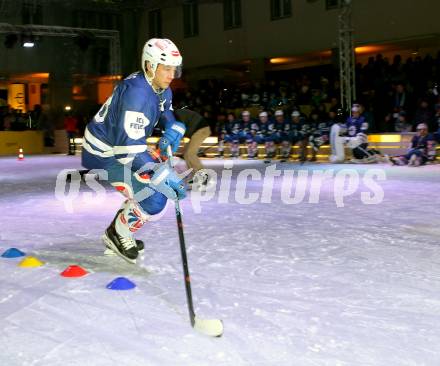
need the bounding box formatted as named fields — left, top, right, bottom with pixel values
left=138, top=0, right=440, bottom=83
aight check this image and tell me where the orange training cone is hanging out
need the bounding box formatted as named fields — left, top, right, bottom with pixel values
left=18, top=148, right=24, bottom=161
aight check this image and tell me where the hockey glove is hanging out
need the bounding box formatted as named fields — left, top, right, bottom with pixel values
left=158, top=122, right=186, bottom=154
left=150, top=162, right=187, bottom=200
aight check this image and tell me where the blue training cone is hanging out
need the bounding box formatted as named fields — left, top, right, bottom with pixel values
left=1, top=248, right=26, bottom=258
left=106, top=277, right=136, bottom=290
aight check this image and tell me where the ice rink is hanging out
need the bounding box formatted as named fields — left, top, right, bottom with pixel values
left=1, top=155, right=440, bottom=366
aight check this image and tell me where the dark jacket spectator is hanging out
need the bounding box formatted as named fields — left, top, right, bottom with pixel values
left=413, top=99, right=433, bottom=128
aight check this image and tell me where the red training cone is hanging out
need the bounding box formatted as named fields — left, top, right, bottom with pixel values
left=60, top=265, right=88, bottom=278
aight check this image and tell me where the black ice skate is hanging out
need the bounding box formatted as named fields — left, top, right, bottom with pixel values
left=104, top=238, right=144, bottom=256
left=102, top=211, right=139, bottom=264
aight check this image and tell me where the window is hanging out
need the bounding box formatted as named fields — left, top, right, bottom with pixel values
left=326, top=0, right=341, bottom=10
left=270, top=0, right=291, bottom=20
left=183, top=1, right=198, bottom=38
left=224, top=0, right=241, bottom=29
left=149, top=9, right=162, bottom=38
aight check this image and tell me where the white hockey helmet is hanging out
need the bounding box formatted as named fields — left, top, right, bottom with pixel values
left=416, top=123, right=428, bottom=131
left=141, top=38, right=183, bottom=79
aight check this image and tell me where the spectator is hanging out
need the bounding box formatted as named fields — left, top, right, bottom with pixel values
left=34, top=105, right=54, bottom=147
left=433, top=103, right=440, bottom=143
left=394, top=111, right=412, bottom=132
left=163, top=50, right=440, bottom=135
left=11, top=110, right=27, bottom=131
left=3, top=107, right=14, bottom=131
left=297, top=85, right=311, bottom=105
left=391, top=83, right=411, bottom=114
left=64, top=112, right=78, bottom=155
left=413, top=98, right=433, bottom=129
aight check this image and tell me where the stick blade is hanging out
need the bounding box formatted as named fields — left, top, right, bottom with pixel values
left=193, top=316, right=224, bottom=337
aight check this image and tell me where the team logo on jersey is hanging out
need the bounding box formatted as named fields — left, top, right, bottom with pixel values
left=159, top=98, right=166, bottom=112
left=348, top=126, right=356, bottom=136
left=124, top=111, right=150, bottom=140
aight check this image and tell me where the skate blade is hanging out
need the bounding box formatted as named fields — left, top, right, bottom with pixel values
left=104, top=247, right=144, bottom=256
left=104, top=248, right=117, bottom=256
left=101, top=235, right=137, bottom=265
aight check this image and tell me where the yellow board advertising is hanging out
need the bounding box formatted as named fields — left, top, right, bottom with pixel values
left=7, top=83, right=26, bottom=112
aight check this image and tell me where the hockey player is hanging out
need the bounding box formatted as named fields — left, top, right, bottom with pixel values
left=298, top=112, right=313, bottom=162
left=307, top=110, right=320, bottom=162
left=81, top=38, right=187, bottom=263
left=308, top=110, right=332, bottom=162
left=345, top=104, right=385, bottom=163
left=290, top=110, right=308, bottom=162
left=262, top=109, right=284, bottom=162
left=279, top=111, right=293, bottom=162
left=345, top=104, right=369, bottom=161
left=391, top=123, right=436, bottom=166
left=216, top=113, right=230, bottom=158
left=174, top=108, right=212, bottom=189
left=225, top=111, right=247, bottom=158
left=330, top=105, right=386, bottom=164
left=329, top=109, right=348, bottom=163
left=245, top=112, right=262, bottom=159
left=262, top=110, right=282, bottom=162
left=259, top=112, right=279, bottom=163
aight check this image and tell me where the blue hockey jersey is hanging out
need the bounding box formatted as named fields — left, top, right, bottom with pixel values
left=346, top=115, right=368, bottom=137
left=81, top=72, right=176, bottom=173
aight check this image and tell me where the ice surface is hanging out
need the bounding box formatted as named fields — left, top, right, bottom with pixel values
left=1, top=155, right=440, bottom=366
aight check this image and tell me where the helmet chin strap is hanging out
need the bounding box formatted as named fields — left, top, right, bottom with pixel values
left=143, top=63, right=165, bottom=95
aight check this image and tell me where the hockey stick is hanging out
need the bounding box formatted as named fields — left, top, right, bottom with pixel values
left=166, top=146, right=224, bottom=337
